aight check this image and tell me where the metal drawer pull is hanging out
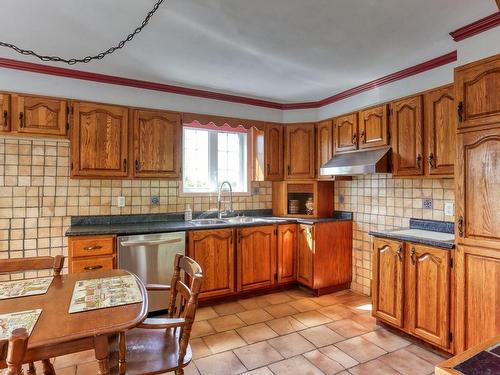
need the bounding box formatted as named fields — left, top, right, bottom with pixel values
left=83, top=265, right=103, bottom=271
left=410, top=247, right=416, bottom=265
left=83, top=245, right=103, bottom=251
left=120, top=238, right=182, bottom=247
left=457, top=216, right=464, bottom=237
left=395, top=246, right=403, bottom=261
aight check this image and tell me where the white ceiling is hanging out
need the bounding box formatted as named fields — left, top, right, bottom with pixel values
left=0, top=0, right=497, bottom=103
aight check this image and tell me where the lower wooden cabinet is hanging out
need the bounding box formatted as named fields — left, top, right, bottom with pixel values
left=277, top=224, right=297, bottom=284
left=237, top=226, right=276, bottom=292
left=187, top=228, right=235, bottom=300
left=297, top=225, right=314, bottom=287
left=68, top=235, right=116, bottom=273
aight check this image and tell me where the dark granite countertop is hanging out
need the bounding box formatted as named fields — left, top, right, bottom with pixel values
left=369, top=218, right=455, bottom=249
left=65, top=210, right=353, bottom=237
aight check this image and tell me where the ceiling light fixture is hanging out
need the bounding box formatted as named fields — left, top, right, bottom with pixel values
left=0, top=0, right=165, bottom=65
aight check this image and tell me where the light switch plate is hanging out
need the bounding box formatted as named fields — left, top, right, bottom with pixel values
left=117, top=196, right=125, bottom=208
left=445, top=201, right=454, bottom=216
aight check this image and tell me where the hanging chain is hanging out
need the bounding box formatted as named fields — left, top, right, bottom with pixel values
left=0, top=0, right=165, bottom=65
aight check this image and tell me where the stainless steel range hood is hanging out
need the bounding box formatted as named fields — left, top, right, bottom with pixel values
left=320, top=146, right=391, bottom=176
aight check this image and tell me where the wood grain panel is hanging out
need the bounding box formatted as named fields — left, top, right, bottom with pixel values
left=277, top=224, right=297, bottom=284
left=0, top=93, right=10, bottom=133
left=264, top=123, right=284, bottom=181
left=297, top=225, right=314, bottom=288
left=359, top=104, right=389, bottom=149
left=70, top=256, right=115, bottom=273
left=69, top=235, right=115, bottom=258
left=334, top=113, right=358, bottom=153
left=316, top=120, right=334, bottom=179
left=284, top=123, right=315, bottom=179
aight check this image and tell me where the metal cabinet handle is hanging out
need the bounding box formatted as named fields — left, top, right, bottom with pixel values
left=458, top=216, right=464, bottom=237
left=457, top=102, right=464, bottom=123
left=287, top=165, right=291, bottom=175
left=123, top=159, right=128, bottom=172
left=83, top=265, right=103, bottom=271
left=83, top=245, right=103, bottom=251
left=395, top=246, right=403, bottom=261
left=19, top=112, right=25, bottom=128
left=352, top=133, right=357, bottom=145
left=135, top=159, right=140, bottom=172
left=410, top=247, right=416, bottom=265
left=3, top=110, right=7, bottom=128
left=428, top=153, right=435, bottom=168
left=360, top=131, right=365, bottom=143
left=416, top=154, right=422, bottom=169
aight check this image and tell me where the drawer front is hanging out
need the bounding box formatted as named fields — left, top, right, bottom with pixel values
left=70, top=236, right=115, bottom=258
left=70, top=256, right=115, bottom=273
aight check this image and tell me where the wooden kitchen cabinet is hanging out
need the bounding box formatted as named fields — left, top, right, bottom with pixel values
left=68, top=235, right=116, bottom=273
left=71, top=101, right=129, bottom=178
left=390, top=95, right=424, bottom=176
left=284, top=123, right=315, bottom=179
left=334, top=112, right=358, bottom=153
left=187, top=229, right=235, bottom=300
left=297, top=225, right=314, bottom=287
left=132, top=109, right=181, bottom=178
left=0, top=93, right=10, bottom=133
left=277, top=224, right=297, bottom=284
left=316, top=120, right=334, bottom=180
left=372, top=238, right=404, bottom=327
left=237, top=225, right=276, bottom=292
left=358, top=104, right=389, bottom=149
left=12, top=94, right=67, bottom=137
left=264, top=123, right=284, bottom=181
left=424, top=85, right=456, bottom=176
left=455, top=53, right=500, bottom=129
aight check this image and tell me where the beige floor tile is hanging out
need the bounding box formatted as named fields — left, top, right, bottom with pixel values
left=335, top=336, right=387, bottom=363
left=46, top=366, right=76, bottom=375
left=237, top=308, right=274, bottom=325
left=238, top=296, right=271, bottom=310
left=265, top=316, right=307, bottom=335
left=293, top=310, right=332, bottom=327
left=75, top=361, right=100, bottom=375
left=303, top=350, right=346, bottom=375
left=348, top=359, right=400, bottom=375
left=263, top=292, right=293, bottom=305
left=405, top=344, right=448, bottom=365
left=190, top=337, right=213, bottom=359
left=327, top=319, right=372, bottom=338
left=285, top=288, right=315, bottom=300
left=318, top=304, right=356, bottom=320
left=195, top=351, right=247, bottom=375
left=195, top=306, right=219, bottom=321
left=361, top=329, right=410, bottom=352
left=351, top=312, right=379, bottom=330
left=267, top=332, right=316, bottom=358
left=312, top=293, right=344, bottom=307
left=54, top=350, right=95, bottom=369
left=318, top=345, right=359, bottom=369
left=269, top=355, right=324, bottom=375
left=264, top=303, right=299, bottom=318
left=212, top=301, right=246, bottom=316
left=191, top=320, right=216, bottom=338
left=288, top=298, right=322, bottom=312
left=242, top=367, right=274, bottom=375
left=299, top=325, right=344, bottom=347
left=184, top=361, right=201, bottom=375
left=208, top=314, right=246, bottom=332
left=234, top=341, right=284, bottom=370
left=202, top=330, right=247, bottom=353
left=237, top=323, right=279, bottom=344
left=378, top=348, right=435, bottom=375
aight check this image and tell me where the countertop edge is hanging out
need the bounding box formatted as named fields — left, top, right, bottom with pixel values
left=369, top=231, right=455, bottom=249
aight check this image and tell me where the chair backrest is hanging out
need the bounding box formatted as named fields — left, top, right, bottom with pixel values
left=0, top=255, right=65, bottom=276
left=167, top=254, right=203, bottom=363
left=0, top=328, right=29, bottom=375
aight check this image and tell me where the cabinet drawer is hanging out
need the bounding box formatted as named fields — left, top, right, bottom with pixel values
left=70, top=256, right=115, bottom=273
left=69, top=235, right=115, bottom=258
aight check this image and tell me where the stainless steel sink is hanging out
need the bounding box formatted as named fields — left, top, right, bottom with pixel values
left=190, top=219, right=227, bottom=226
left=223, top=216, right=260, bottom=224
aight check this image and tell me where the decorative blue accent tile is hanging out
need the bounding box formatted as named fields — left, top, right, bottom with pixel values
left=150, top=196, right=160, bottom=205
left=423, top=198, right=433, bottom=209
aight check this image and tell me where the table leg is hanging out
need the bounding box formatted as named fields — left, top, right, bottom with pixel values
left=94, top=335, right=110, bottom=375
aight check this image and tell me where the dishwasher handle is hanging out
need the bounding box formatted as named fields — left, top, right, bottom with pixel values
left=120, top=237, right=182, bottom=247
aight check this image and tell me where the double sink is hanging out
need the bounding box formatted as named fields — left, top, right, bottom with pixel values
left=190, top=216, right=288, bottom=226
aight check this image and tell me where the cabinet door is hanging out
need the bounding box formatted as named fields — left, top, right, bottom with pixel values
left=71, top=102, right=129, bottom=178
left=406, top=244, right=451, bottom=349
left=424, top=85, right=456, bottom=176
left=285, top=123, right=315, bottom=180
left=265, top=124, right=284, bottom=181
left=316, top=120, right=334, bottom=180
left=13, top=94, right=67, bottom=136
left=297, top=225, right=314, bottom=288
left=359, top=105, right=388, bottom=149
left=0, top=94, right=10, bottom=133
left=334, top=113, right=358, bottom=153
left=455, top=54, right=500, bottom=129
left=372, top=238, right=404, bottom=327
left=132, top=109, right=181, bottom=178
left=391, top=95, right=424, bottom=176
left=188, top=229, right=235, bottom=299
left=277, top=224, right=297, bottom=284
left=456, top=127, right=500, bottom=249
left=237, top=226, right=276, bottom=292
left=455, top=245, right=500, bottom=351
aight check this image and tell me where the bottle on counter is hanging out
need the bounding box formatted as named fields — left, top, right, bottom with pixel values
left=185, top=205, right=193, bottom=221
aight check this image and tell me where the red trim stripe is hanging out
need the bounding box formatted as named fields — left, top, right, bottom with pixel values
left=449, top=12, right=500, bottom=42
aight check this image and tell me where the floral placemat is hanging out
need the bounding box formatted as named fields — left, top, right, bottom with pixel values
left=69, top=275, right=143, bottom=313
left=0, top=277, right=53, bottom=300
left=0, top=309, right=42, bottom=340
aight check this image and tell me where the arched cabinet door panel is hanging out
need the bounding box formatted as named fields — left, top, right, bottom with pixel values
left=316, top=120, right=334, bottom=180
left=277, top=224, right=297, bottom=284
left=334, top=113, right=358, bottom=153
left=265, top=123, right=284, bottom=181
left=359, top=104, right=389, bottom=150
left=13, top=94, right=67, bottom=136
left=285, top=123, right=315, bottom=179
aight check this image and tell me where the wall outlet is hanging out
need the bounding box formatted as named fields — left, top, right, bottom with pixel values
left=117, top=196, right=125, bottom=208
left=150, top=196, right=160, bottom=206
left=339, top=195, right=345, bottom=204
left=423, top=198, right=433, bottom=209
left=445, top=201, right=454, bottom=216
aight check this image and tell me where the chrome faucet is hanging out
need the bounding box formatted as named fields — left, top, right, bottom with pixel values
left=217, top=181, right=233, bottom=219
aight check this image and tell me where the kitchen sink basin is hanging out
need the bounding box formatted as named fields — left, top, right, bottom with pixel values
left=190, top=219, right=227, bottom=226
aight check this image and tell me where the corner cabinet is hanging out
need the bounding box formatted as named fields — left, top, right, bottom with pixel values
left=71, top=101, right=129, bottom=178
left=132, top=109, right=181, bottom=179
left=284, top=123, right=315, bottom=180
left=264, top=123, right=284, bottom=181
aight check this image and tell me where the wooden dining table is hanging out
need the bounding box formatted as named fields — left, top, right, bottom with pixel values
left=0, top=269, right=148, bottom=375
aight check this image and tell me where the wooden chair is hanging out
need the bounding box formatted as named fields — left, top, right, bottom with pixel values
left=0, top=328, right=30, bottom=375
left=0, top=255, right=65, bottom=375
left=109, top=254, right=203, bottom=375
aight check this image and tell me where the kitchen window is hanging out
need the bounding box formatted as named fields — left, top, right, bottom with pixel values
left=182, top=122, right=249, bottom=193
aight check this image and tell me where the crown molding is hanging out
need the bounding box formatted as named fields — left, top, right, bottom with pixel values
left=449, top=12, right=500, bottom=42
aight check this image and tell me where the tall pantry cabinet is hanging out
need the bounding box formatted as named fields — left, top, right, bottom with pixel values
left=453, top=53, right=500, bottom=352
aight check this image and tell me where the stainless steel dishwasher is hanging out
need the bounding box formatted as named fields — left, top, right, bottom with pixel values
left=118, top=232, right=185, bottom=314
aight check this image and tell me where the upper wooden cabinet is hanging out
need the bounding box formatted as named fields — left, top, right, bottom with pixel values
left=424, top=85, right=456, bottom=176
left=358, top=104, right=389, bottom=149
left=390, top=95, right=424, bottom=176
left=284, top=123, right=315, bottom=180
left=71, top=102, right=129, bottom=178
left=264, top=123, right=284, bottom=181
left=455, top=53, right=500, bottom=129
left=0, top=94, right=10, bottom=133
left=316, top=120, right=334, bottom=180
left=277, top=224, right=297, bottom=284
left=12, top=94, right=67, bottom=136
left=334, top=113, right=358, bottom=153
left=132, top=109, right=181, bottom=179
